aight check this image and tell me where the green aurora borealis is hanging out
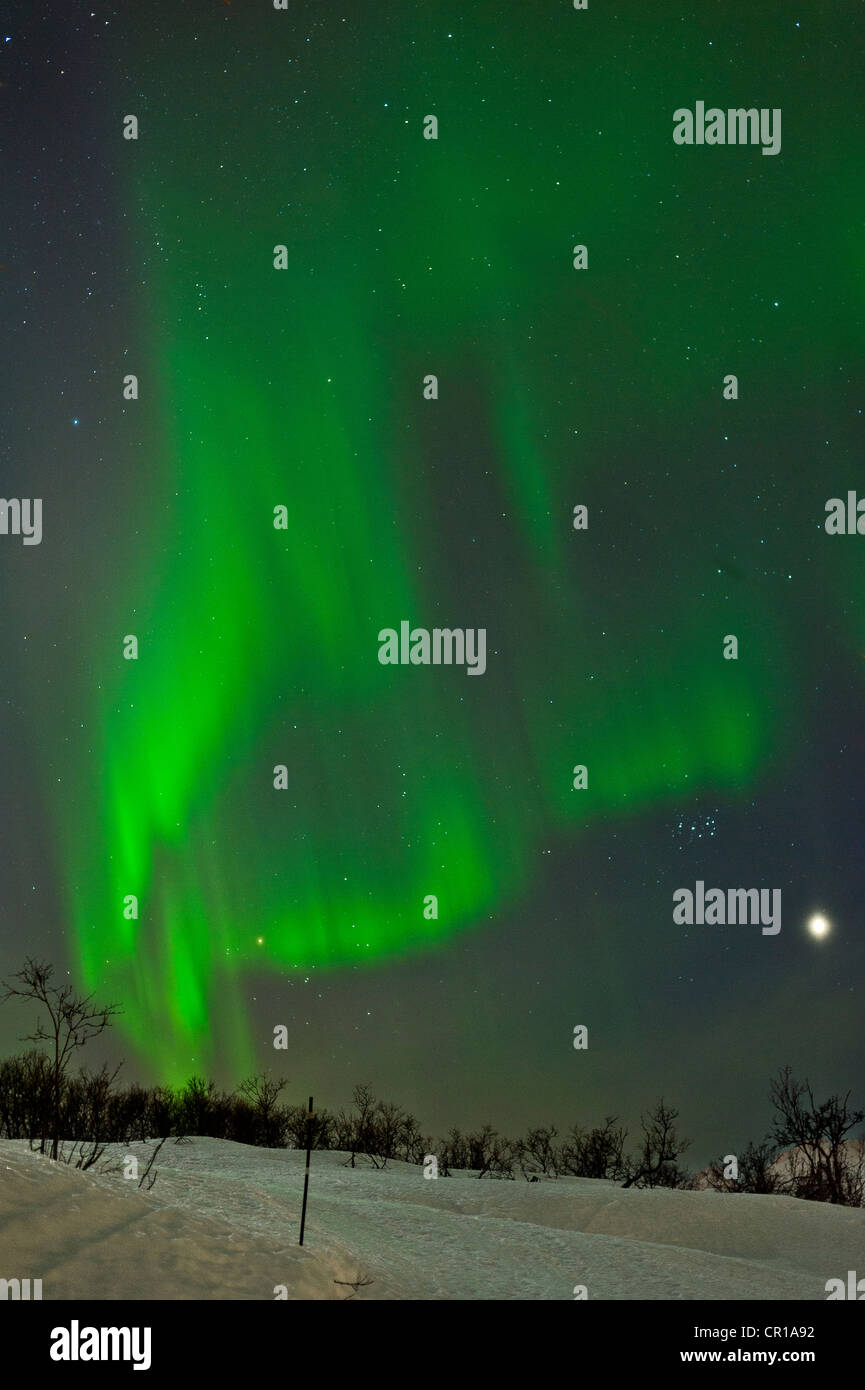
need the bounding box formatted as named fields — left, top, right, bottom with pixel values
left=13, top=2, right=862, bottom=1093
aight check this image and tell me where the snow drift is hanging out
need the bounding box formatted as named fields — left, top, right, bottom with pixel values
left=1, top=1137, right=862, bottom=1300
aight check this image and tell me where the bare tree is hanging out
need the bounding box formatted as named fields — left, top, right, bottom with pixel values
left=770, top=1066, right=865, bottom=1206
left=467, top=1124, right=514, bottom=1179
left=439, top=1127, right=468, bottom=1172
left=284, top=1102, right=333, bottom=1150
left=560, top=1117, right=628, bottom=1180
left=705, top=1138, right=781, bottom=1194
left=1, top=959, right=120, bottom=1160
left=740, top=1138, right=783, bottom=1194
left=238, top=1073, right=288, bottom=1147
left=399, top=1114, right=428, bottom=1164
left=337, top=1084, right=385, bottom=1168
left=621, top=1099, right=690, bottom=1189
left=516, top=1125, right=559, bottom=1179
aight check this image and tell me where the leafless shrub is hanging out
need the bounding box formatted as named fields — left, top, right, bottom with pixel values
left=559, top=1117, right=628, bottom=1180
left=621, top=1099, right=690, bottom=1189
left=769, top=1067, right=865, bottom=1207
left=1, top=959, right=120, bottom=1160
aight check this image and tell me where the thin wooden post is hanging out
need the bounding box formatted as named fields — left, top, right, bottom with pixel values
left=298, top=1094, right=314, bottom=1246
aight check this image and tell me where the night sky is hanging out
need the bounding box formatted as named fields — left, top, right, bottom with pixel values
left=1, top=0, right=862, bottom=1165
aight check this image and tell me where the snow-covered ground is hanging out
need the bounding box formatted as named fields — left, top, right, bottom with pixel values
left=1, top=1137, right=862, bottom=1300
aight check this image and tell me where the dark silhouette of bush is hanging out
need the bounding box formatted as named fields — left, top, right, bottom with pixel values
left=436, top=1123, right=515, bottom=1178
left=559, top=1117, right=628, bottom=1180
left=769, top=1066, right=864, bottom=1206
left=705, top=1139, right=781, bottom=1194
left=0, top=1051, right=54, bottom=1139
left=515, top=1125, right=559, bottom=1179
left=1, top=959, right=120, bottom=1159
left=284, top=1102, right=334, bottom=1150
left=237, top=1073, right=289, bottom=1147
left=437, top=1127, right=468, bottom=1174
left=334, top=1083, right=424, bottom=1169
left=0, top=986, right=860, bottom=1208
left=621, top=1100, right=691, bottom=1189
left=705, top=1071, right=865, bottom=1206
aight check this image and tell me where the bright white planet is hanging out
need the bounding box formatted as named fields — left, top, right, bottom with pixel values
left=807, top=914, right=830, bottom=939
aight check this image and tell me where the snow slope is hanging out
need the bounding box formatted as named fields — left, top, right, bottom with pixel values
left=1, top=1138, right=861, bottom=1300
